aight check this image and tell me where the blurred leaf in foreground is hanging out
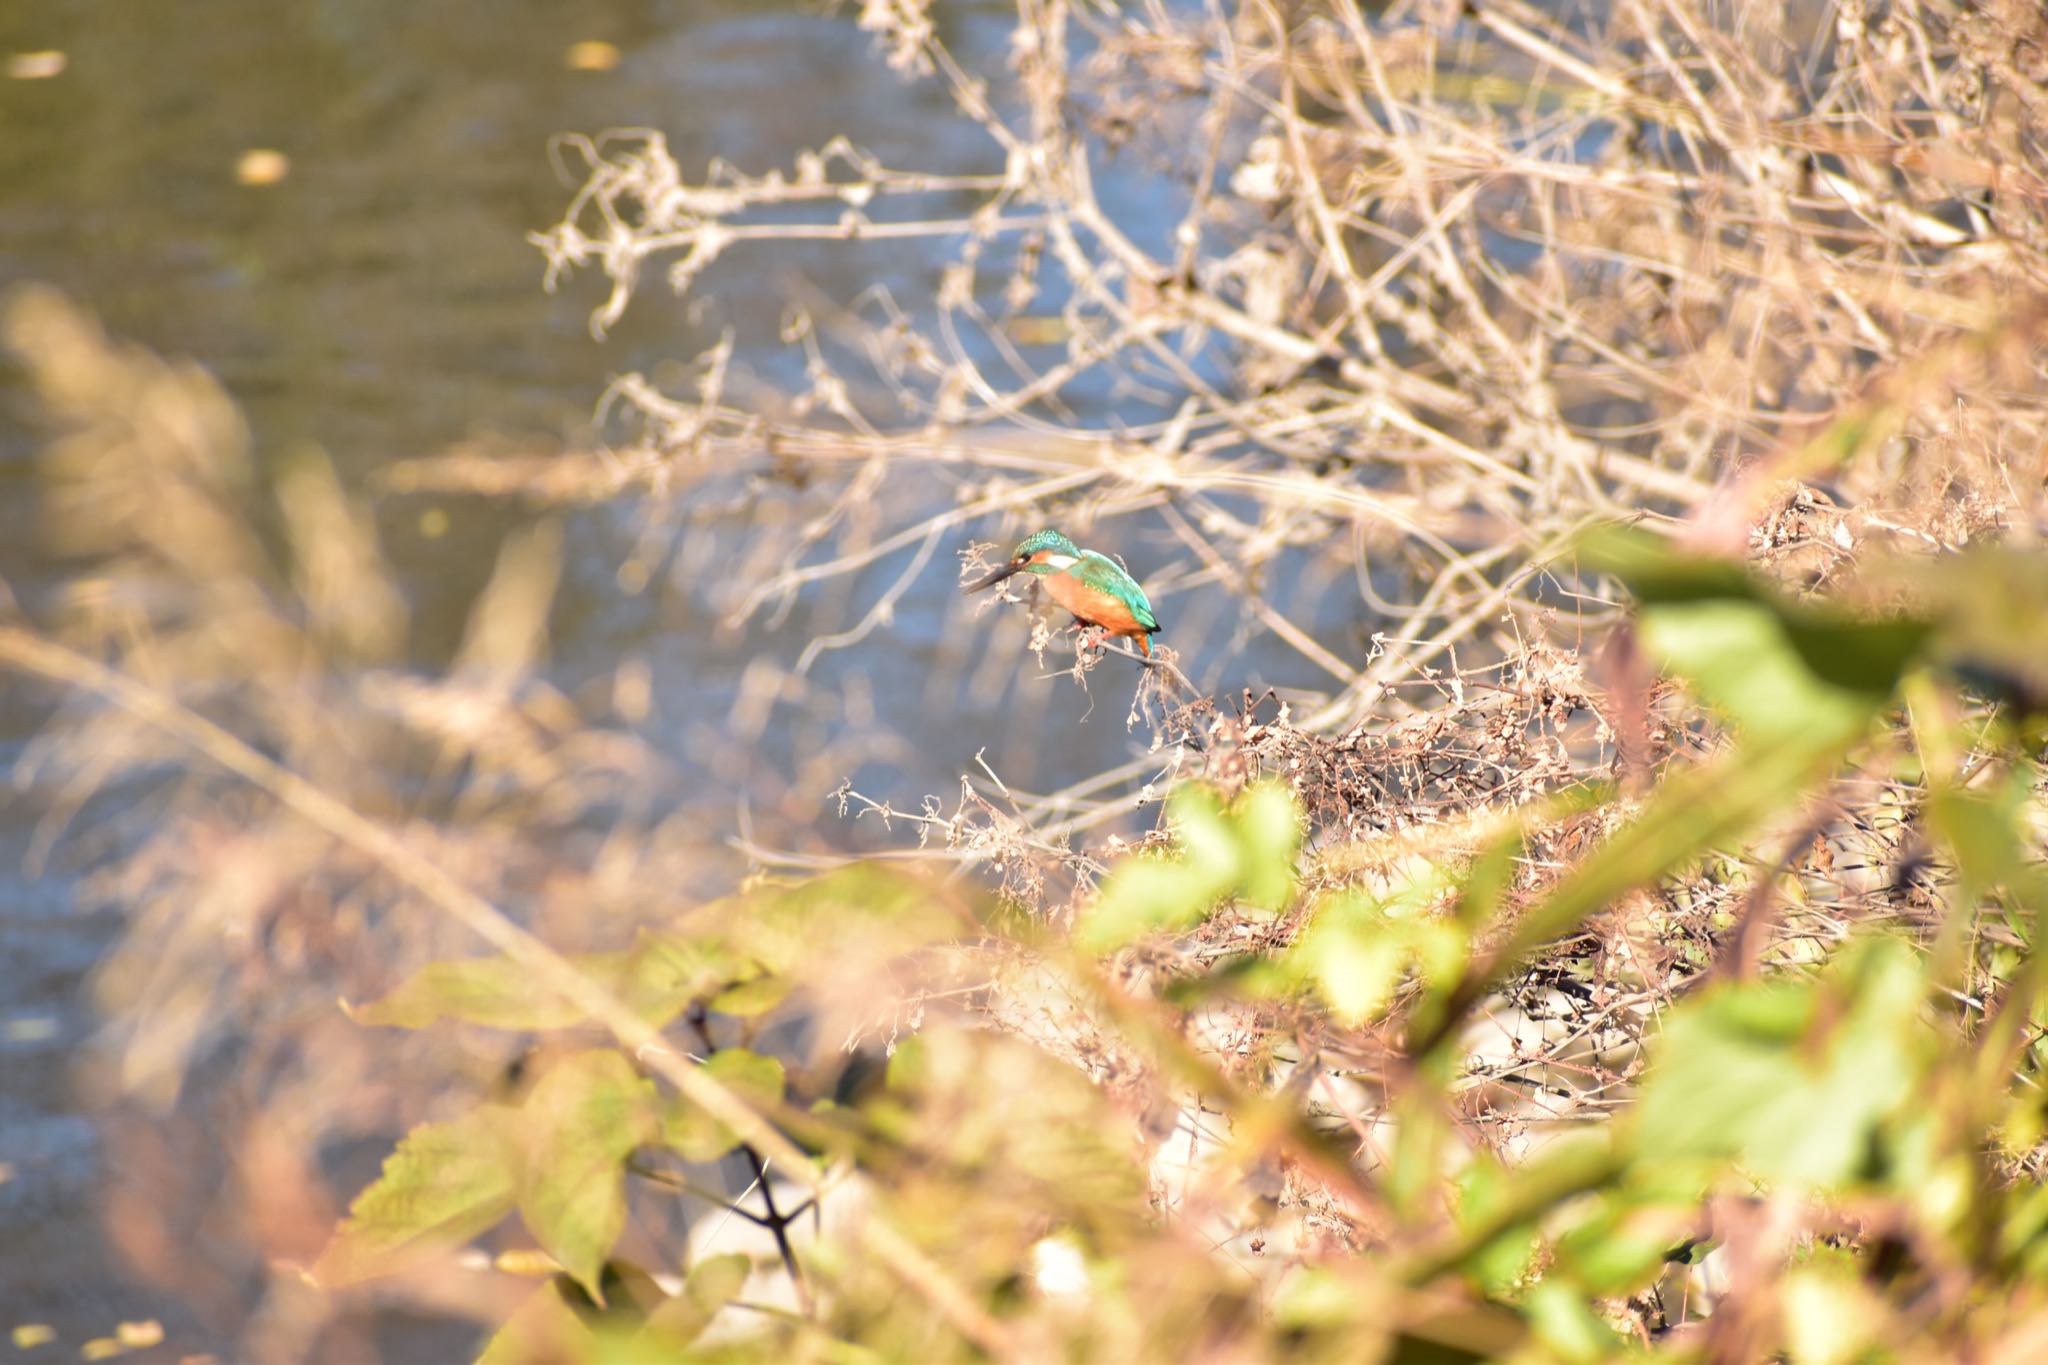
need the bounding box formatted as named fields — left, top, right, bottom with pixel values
left=313, top=1104, right=522, bottom=1287
left=1077, top=781, right=1301, bottom=952
left=349, top=932, right=767, bottom=1032
left=662, top=1049, right=786, bottom=1163
left=639, top=1252, right=753, bottom=1350
left=475, top=1258, right=712, bottom=1365
left=1583, top=526, right=1931, bottom=747
left=348, top=953, right=631, bottom=1032
left=518, top=1050, right=660, bottom=1300
left=1891, top=545, right=2048, bottom=716
left=1289, top=883, right=1465, bottom=1027
left=1635, top=936, right=1933, bottom=1188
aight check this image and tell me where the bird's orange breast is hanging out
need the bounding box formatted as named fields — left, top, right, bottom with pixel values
left=1044, top=573, right=1149, bottom=640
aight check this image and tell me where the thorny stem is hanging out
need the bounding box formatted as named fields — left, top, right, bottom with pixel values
left=687, top=1002, right=816, bottom=1319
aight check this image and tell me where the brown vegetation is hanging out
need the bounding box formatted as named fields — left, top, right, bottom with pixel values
left=7, top=0, right=2048, bottom=1359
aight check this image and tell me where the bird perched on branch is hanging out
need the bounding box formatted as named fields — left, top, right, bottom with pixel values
left=965, top=529, right=1162, bottom=658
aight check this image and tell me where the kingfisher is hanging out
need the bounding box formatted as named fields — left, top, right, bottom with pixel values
left=964, top=529, right=1162, bottom=657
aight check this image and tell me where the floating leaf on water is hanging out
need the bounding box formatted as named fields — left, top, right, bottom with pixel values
left=113, top=1321, right=162, bottom=1349
left=564, top=40, right=621, bottom=71
left=235, top=149, right=290, bottom=186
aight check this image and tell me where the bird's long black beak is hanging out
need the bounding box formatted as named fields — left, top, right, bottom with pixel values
left=964, top=561, right=1023, bottom=593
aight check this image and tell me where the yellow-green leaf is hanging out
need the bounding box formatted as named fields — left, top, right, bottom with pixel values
left=350, top=933, right=754, bottom=1033
left=1523, top=1279, right=1623, bottom=1363
left=1293, top=895, right=1408, bottom=1026
left=1582, top=525, right=1928, bottom=747
left=640, top=1252, right=752, bottom=1348
left=348, top=955, right=620, bottom=1031
left=1076, top=786, right=1242, bottom=952
left=663, top=1051, right=786, bottom=1163
left=518, top=1051, right=660, bottom=1300
left=1635, top=936, right=1930, bottom=1187
left=312, top=1104, right=521, bottom=1286
left=1233, top=780, right=1302, bottom=909
left=472, top=1281, right=598, bottom=1365
left=708, top=972, right=792, bottom=1017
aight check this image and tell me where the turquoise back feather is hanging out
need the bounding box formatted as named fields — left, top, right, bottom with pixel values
left=1070, top=550, right=1158, bottom=631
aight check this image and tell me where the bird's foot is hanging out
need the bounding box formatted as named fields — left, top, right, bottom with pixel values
left=1067, top=622, right=1112, bottom=655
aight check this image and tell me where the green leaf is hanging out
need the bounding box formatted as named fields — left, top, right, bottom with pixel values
left=518, top=1051, right=660, bottom=1300
left=473, top=1281, right=598, bottom=1365
left=1453, top=820, right=1527, bottom=930
left=1385, top=1088, right=1455, bottom=1219
left=708, top=972, right=793, bottom=1017
left=882, top=1033, right=928, bottom=1093
left=1452, top=1156, right=1539, bottom=1292
left=1996, top=1179, right=2048, bottom=1277
left=349, top=932, right=753, bottom=1033
left=1577, top=525, right=1757, bottom=604
left=1641, top=599, right=1877, bottom=743
left=663, top=1050, right=787, bottom=1162
left=1395, top=1132, right=1623, bottom=1285
left=1077, top=786, right=1241, bottom=952
left=1927, top=776, right=2032, bottom=900
left=313, top=1105, right=521, bottom=1286
left=1780, top=1265, right=1888, bottom=1365
left=1900, top=545, right=2048, bottom=715
left=1522, top=1279, right=1623, bottom=1363
left=1233, top=780, right=1302, bottom=909
left=731, top=864, right=966, bottom=976
left=1635, top=936, right=1931, bottom=1187
left=1409, top=920, right=1467, bottom=988
left=348, top=955, right=624, bottom=1031
left=1269, top=1265, right=1362, bottom=1332
left=640, top=1252, right=752, bottom=1348
left=1288, top=850, right=1474, bottom=1026
left=1076, top=783, right=1304, bottom=953
left=1553, top=1197, right=1700, bottom=1295
left=1583, top=525, right=1929, bottom=745
left=475, top=1262, right=694, bottom=1365
left=618, top=932, right=757, bottom=1024
left=1292, top=894, right=1410, bottom=1026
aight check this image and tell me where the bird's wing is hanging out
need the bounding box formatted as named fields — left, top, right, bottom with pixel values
left=1072, top=551, right=1159, bottom=631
